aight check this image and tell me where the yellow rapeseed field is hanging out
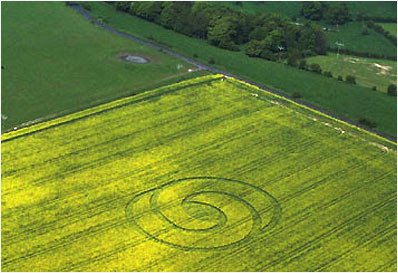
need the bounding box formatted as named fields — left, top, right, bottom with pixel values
left=2, top=76, right=396, bottom=271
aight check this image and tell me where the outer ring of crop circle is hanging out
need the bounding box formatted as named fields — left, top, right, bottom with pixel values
left=125, top=177, right=282, bottom=251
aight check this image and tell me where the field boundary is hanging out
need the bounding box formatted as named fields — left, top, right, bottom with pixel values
left=1, top=75, right=223, bottom=143
left=3, top=73, right=395, bottom=149
left=70, top=4, right=396, bottom=143
left=225, top=77, right=397, bottom=148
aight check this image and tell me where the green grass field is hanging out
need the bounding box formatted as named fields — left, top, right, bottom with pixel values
left=377, top=23, right=397, bottom=38
left=2, top=75, right=396, bottom=271
left=214, top=1, right=397, bottom=21
left=1, top=1, right=206, bottom=132
left=79, top=2, right=397, bottom=138
left=214, top=2, right=397, bottom=58
left=210, top=1, right=302, bottom=18
left=306, top=53, right=397, bottom=92
left=325, top=21, right=397, bottom=57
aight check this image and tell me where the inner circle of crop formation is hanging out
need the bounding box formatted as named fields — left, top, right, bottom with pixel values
left=126, top=177, right=281, bottom=250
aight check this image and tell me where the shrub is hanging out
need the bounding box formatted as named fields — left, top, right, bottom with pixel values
left=292, top=92, right=302, bottom=99
left=345, top=75, right=356, bottom=84
left=309, top=63, right=322, bottom=74
left=209, top=57, right=215, bottom=65
left=387, top=84, right=397, bottom=96
left=372, top=86, right=377, bottom=91
left=81, top=3, right=92, bottom=11
left=361, top=27, right=369, bottom=35
left=193, top=53, right=198, bottom=58
left=298, top=60, right=307, bottom=70
left=337, top=75, right=343, bottom=81
left=358, top=118, right=377, bottom=128
left=323, top=71, right=333, bottom=78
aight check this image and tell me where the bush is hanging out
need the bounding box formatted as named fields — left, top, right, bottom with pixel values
left=298, top=60, right=307, bottom=70
left=361, top=27, right=369, bottom=35
left=292, top=92, right=302, bottom=99
left=309, top=63, right=322, bottom=74
left=193, top=53, right=198, bottom=58
left=387, top=84, right=397, bottom=96
left=358, top=118, right=377, bottom=129
left=372, top=86, right=377, bottom=91
left=114, top=1, right=131, bottom=12
left=345, top=75, right=356, bottom=84
left=81, top=3, right=92, bottom=11
left=209, top=57, right=215, bottom=65
left=337, top=75, right=343, bottom=81
left=323, top=71, right=333, bottom=78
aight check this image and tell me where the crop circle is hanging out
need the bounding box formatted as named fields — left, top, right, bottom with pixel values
left=126, top=177, right=281, bottom=250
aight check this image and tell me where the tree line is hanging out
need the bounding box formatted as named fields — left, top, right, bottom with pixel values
left=111, top=1, right=328, bottom=63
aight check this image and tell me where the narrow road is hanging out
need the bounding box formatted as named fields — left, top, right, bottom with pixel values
left=71, top=4, right=396, bottom=143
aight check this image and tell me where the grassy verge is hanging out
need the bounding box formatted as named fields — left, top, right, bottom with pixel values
left=1, top=1, right=198, bottom=132
left=82, top=2, right=396, bottom=138
left=306, top=53, right=397, bottom=93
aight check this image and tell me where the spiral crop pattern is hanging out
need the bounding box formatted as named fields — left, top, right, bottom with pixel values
left=126, top=177, right=281, bottom=250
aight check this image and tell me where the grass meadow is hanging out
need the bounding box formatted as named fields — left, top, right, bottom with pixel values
left=306, top=53, right=397, bottom=92
left=213, top=1, right=397, bottom=21
left=2, top=75, right=396, bottom=271
left=377, top=23, right=397, bottom=38
left=214, top=2, right=397, bottom=58
left=325, top=21, right=397, bottom=57
left=82, top=2, right=397, bottom=138
left=1, top=1, right=205, bottom=132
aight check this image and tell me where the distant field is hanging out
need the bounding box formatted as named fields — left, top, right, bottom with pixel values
left=80, top=2, right=397, bottom=138
left=215, top=2, right=397, bottom=58
left=306, top=54, right=397, bottom=92
left=210, top=1, right=302, bottom=18
left=2, top=75, right=396, bottom=271
left=214, top=1, right=397, bottom=21
left=377, top=23, right=397, bottom=38
left=1, top=1, right=203, bottom=132
left=325, top=21, right=397, bottom=58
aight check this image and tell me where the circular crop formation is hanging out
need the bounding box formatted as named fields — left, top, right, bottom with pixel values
left=126, top=177, right=281, bottom=250
left=121, top=54, right=150, bottom=64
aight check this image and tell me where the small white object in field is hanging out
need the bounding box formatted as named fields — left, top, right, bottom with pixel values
left=14, top=127, right=17, bottom=130
left=1, top=114, right=7, bottom=120
left=177, top=64, right=183, bottom=70
left=251, top=93, right=259, bottom=97
left=188, top=69, right=193, bottom=72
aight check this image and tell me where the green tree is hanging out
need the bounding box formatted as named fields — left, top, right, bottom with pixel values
left=245, top=40, right=263, bottom=57
left=301, top=2, right=323, bottom=21
left=324, top=3, right=351, bottom=25
left=345, top=75, right=356, bottom=84
left=207, top=16, right=239, bottom=51
left=309, top=63, right=322, bottom=74
left=387, top=84, right=397, bottom=96
left=298, top=59, right=307, bottom=70
left=114, top=1, right=131, bottom=12
left=287, top=49, right=301, bottom=66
